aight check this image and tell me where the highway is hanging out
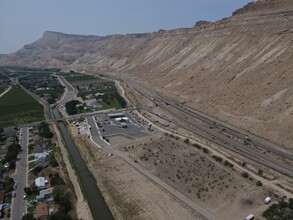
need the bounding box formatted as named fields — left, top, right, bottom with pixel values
left=9, top=73, right=293, bottom=177
left=11, top=127, right=29, bottom=219
left=113, top=77, right=293, bottom=177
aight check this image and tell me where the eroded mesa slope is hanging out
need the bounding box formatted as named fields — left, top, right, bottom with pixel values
left=1, top=0, right=292, bottom=148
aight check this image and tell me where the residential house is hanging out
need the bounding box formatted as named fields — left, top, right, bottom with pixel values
left=34, top=151, right=50, bottom=160
left=5, top=137, right=16, bottom=146
left=31, top=126, right=39, bottom=136
left=36, top=188, right=53, bottom=201
left=3, top=128, right=16, bottom=138
left=34, top=157, right=47, bottom=169
left=33, top=140, right=46, bottom=148
left=33, top=144, right=47, bottom=154
left=35, top=177, right=46, bottom=189
left=35, top=202, right=49, bottom=220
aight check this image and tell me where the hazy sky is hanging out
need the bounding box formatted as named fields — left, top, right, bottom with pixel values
left=0, top=0, right=252, bottom=54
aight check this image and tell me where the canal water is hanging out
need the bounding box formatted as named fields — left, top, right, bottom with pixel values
left=53, top=108, right=114, bottom=220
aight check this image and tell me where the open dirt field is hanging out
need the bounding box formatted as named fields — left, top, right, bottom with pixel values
left=68, top=120, right=293, bottom=220
left=117, top=134, right=287, bottom=220
left=71, top=131, right=203, bottom=220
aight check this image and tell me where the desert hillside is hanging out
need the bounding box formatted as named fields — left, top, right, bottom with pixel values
left=1, top=0, right=292, bottom=148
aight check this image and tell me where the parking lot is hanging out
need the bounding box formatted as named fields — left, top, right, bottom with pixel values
left=72, top=118, right=89, bottom=135
left=89, top=111, right=154, bottom=145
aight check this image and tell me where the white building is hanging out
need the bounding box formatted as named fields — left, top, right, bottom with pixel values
left=35, top=177, right=46, bottom=189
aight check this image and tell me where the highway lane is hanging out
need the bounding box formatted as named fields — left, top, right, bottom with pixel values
left=121, top=78, right=293, bottom=177
left=119, top=76, right=292, bottom=157
left=11, top=127, right=29, bottom=219
left=170, top=102, right=293, bottom=160
left=143, top=106, right=293, bottom=177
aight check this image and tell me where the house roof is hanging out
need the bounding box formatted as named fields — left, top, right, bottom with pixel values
left=34, top=158, right=47, bottom=169
left=3, top=128, right=16, bottom=137
left=35, top=177, right=46, bottom=187
left=39, top=188, right=53, bottom=197
left=6, top=137, right=16, bottom=143
left=36, top=203, right=48, bottom=218
left=33, top=145, right=46, bottom=154
left=34, top=152, right=49, bottom=160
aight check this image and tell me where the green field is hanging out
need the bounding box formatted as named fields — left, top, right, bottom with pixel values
left=0, top=87, right=45, bottom=128
left=0, top=86, right=6, bottom=94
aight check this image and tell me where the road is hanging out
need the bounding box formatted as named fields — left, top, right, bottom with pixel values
left=87, top=116, right=216, bottom=220
left=55, top=75, right=75, bottom=107
left=18, top=83, right=53, bottom=120
left=120, top=78, right=293, bottom=177
left=11, top=127, right=29, bottom=219
left=87, top=116, right=108, bottom=148
left=0, top=85, right=12, bottom=98
left=51, top=76, right=114, bottom=220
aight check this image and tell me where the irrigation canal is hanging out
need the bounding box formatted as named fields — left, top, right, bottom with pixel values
left=53, top=108, right=114, bottom=220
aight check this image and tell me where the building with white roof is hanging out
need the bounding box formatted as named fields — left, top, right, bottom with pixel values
left=35, top=177, right=46, bottom=189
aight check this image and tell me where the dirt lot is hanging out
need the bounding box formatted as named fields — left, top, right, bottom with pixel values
left=117, top=134, right=286, bottom=220
left=71, top=131, right=203, bottom=220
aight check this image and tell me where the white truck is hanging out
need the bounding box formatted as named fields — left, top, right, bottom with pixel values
left=245, top=214, right=254, bottom=220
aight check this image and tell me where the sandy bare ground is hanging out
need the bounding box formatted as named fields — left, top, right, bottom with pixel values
left=71, top=130, right=204, bottom=220
left=52, top=123, right=93, bottom=220
left=119, top=134, right=293, bottom=220
left=0, top=85, right=11, bottom=98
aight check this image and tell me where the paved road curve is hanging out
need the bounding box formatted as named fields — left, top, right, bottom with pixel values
left=52, top=75, right=114, bottom=220
left=11, top=127, right=29, bottom=219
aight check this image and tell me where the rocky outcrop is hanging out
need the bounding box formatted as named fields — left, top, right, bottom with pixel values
left=233, top=0, right=289, bottom=15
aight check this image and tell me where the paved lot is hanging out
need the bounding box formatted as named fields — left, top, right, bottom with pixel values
left=87, top=111, right=154, bottom=146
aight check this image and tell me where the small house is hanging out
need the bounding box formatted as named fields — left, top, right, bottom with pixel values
left=34, top=157, right=47, bottom=169
left=35, top=177, right=46, bottom=189
left=36, top=188, right=53, bottom=201
left=36, top=202, right=49, bottom=220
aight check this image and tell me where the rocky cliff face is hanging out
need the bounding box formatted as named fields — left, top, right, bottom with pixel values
left=1, top=0, right=292, bottom=148
left=233, top=0, right=289, bottom=15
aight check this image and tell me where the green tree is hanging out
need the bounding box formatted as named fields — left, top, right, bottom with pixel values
left=22, top=214, right=36, bottom=220
left=242, top=172, right=249, bottom=178
left=256, top=180, right=263, bottom=186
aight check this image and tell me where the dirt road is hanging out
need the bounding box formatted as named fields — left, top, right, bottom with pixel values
left=53, top=123, right=93, bottom=220
left=0, top=85, right=12, bottom=98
